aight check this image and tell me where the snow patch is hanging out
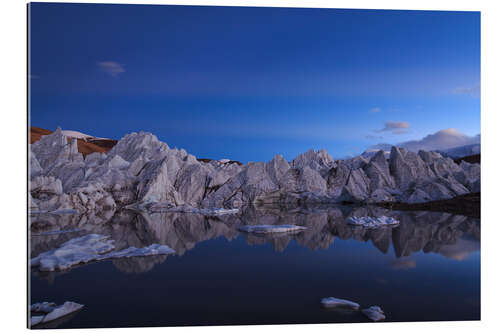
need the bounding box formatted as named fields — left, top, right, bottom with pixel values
left=61, top=130, right=110, bottom=141
left=61, top=130, right=93, bottom=139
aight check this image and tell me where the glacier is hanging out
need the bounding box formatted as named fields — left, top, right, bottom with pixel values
left=30, top=233, right=175, bottom=271
left=29, top=128, right=480, bottom=214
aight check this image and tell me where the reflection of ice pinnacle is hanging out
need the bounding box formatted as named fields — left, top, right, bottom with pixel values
left=347, top=216, right=400, bottom=228
left=29, top=206, right=480, bottom=263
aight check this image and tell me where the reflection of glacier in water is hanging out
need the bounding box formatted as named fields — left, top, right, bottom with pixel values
left=29, top=206, right=480, bottom=328
left=30, top=205, right=480, bottom=274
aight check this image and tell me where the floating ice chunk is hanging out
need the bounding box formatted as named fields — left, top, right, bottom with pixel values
left=30, top=234, right=115, bottom=271
left=347, top=216, right=400, bottom=228
left=321, top=297, right=360, bottom=310
left=238, top=224, right=307, bottom=234
left=30, top=301, right=84, bottom=327
left=31, top=315, right=44, bottom=326
left=30, top=234, right=175, bottom=271
left=361, top=306, right=386, bottom=321
left=42, top=301, right=84, bottom=323
left=31, top=302, right=57, bottom=313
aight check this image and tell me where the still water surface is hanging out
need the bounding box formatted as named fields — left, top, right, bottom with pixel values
left=30, top=206, right=480, bottom=328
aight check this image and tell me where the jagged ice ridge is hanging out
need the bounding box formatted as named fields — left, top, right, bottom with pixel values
left=29, top=128, right=480, bottom=214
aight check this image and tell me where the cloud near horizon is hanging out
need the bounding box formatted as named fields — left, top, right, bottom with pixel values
left=368, top=128, right=480, bottom=153
left=377, top=121, right=410, bottom=134
left=369, top=107, right=381, bottom=113
left=97, top=61, right=125, bottom=77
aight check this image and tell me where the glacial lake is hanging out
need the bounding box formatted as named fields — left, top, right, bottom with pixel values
left=30, top=206, right=480, bottom=328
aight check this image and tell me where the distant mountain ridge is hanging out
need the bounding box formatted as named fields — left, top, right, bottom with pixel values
left=437, top=144, right=481, bottom=158
left=363, top=129, right=480, bottom=160
left=362, top=143, right=481, bottom=161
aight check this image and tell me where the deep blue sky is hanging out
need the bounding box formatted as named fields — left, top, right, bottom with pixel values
left=29, top=3, right=480, bottom=162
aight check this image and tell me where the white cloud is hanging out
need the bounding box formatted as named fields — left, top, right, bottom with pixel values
left=452, top=84, right=480, bottom=97
left=369, top=107, right=381, bottom=113
left=377, top=121, right=410, bottom=134
left=368, top=128, right=480, bottom=153
left=97, top=61, right=125, bottom=77
left=400, top=128, right=480, bottom=152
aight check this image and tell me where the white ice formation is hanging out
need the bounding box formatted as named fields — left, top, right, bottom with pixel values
left=30, top=301, right=84, bottom=327
left=361, top=306, right=386, bottom=321
left=347, top=216, right=400, bottom=228
left=29, top=128, right=480, bottom=214
left=320, top=297, right=360, bottom=310
left=30, top=233, right=175, bottom=271
left=238, top=224, right=307, bottom=234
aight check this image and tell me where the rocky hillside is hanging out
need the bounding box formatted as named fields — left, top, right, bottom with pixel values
left=29, top=128, right=480, bottom=214
left=30, top=126, right=117, bottom=156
